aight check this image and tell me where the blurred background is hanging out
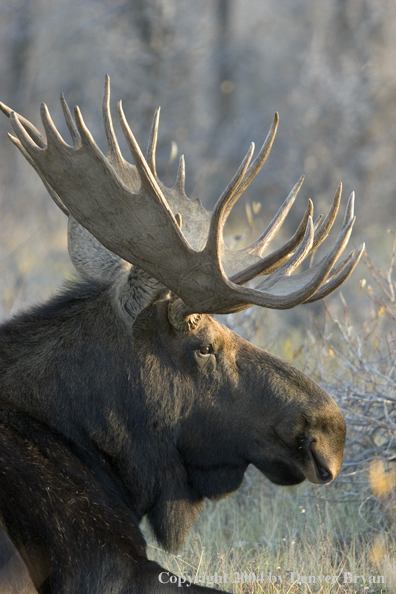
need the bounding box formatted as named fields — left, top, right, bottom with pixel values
left=1, top=1, right=396, bottom=588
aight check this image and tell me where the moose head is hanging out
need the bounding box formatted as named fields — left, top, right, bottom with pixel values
left=0, top=77, right=363, bottom=593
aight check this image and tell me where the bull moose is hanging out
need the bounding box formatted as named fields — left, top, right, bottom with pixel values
left=0, top=76, right=363, bottom=593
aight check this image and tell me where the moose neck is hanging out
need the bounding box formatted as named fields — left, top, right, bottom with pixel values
left=0, top=282, right=183, bottom=519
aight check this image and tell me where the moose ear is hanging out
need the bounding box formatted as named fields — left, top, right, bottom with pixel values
left=115, top=267, right=170, bottom=324
left=68, top=217, right=169, bottom=324
left=68, top=216, right=128, bottom=283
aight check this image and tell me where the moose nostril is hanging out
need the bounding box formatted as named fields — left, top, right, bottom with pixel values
left=309, top=442, right=333, bottom=482
left=317, top=463, right=331, bottom=481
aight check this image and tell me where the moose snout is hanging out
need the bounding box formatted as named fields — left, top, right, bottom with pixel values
left=304, top=430, right=345, bottom=484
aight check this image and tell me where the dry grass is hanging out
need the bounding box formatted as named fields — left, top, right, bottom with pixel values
left=146, top=470, right=395, bottom=592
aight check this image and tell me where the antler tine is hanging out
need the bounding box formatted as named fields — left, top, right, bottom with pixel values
left=248, top=215, right=356, bottom=310
left=313, top=214, right=323, bottom=230
left=39, top=103, right=69, bottom=150
left=240, top=113, right=279, bottom=189
left=243, top=175, right=305, bottom=258
left=202, top=210, right=356, bottom=316
left=207, top=218, right=359, bottom=317
left=7, top=130, right=69, bottom=216
left=308, top=183, right=342, bottom=255
left=231, top=184, right=345, bottom=287
left=257, top=199, right=314, bottom=273
left=206, top=113, right=279, bottom=237
left=283, top=204, right=357, bottom=292
left=174, top=155, right=186, bottom=192
left=0, top=102, right=69, bottom=216
left=303, top=191, right=355, bottom=273
left=231, top=198, right=314, bottom=285
left=259, top=216, right=315, bottom=290
left=146, top=108, right=160, bottom=176
left=205, top=143, right=255, bottom=260
left=0, top=101, right=46, bottom=148
left=60, top=93, right=80, bottom=147
left=61, top=87, right=125, bottom=274
left=221, top=143, right=256, bottom=219
left=10, top=111, right=45, bottom=158
left=343, top=190, right=355, bottom=223
left=102, top=74, right=123, bottom=161
left=72, top=105, right=102, bottom=152
left=304, top=243, right=365, bottom=303
left=117, top=100, right=164, bottom=197
left=324, top=250, right=356, bottom=283
left=223, top=113, right=279, bottom=209
left=202, top=113, right=282, bottom=282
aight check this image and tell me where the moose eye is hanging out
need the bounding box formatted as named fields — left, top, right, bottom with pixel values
left=197, top=345, right=212, bottom=357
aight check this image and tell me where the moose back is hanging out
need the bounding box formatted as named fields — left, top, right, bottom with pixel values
left=0, top=78, right=362, bottom=593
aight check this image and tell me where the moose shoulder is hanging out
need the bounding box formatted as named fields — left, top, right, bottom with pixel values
left=0, top=77, right=362, bottom=593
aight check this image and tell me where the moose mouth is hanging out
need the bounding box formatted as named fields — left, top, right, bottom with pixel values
left=253, top=439, right=337, bottom=487
left=255, top=454, right=333, bottom=487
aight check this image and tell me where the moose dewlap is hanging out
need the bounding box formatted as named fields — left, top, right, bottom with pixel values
left=0, top=77, right=362, bottom=593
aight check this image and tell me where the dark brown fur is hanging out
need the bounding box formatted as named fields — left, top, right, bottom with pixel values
left=0, top=278, right=346, bottom=593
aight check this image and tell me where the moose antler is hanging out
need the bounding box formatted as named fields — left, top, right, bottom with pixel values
left=0, top=76, right=364, bottom=323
